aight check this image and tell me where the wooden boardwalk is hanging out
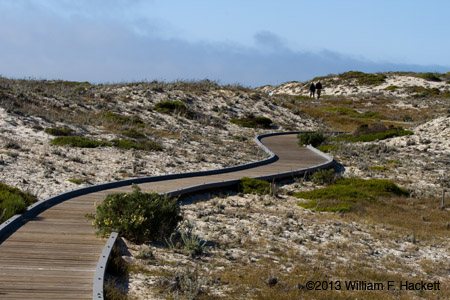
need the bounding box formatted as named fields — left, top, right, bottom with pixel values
left=0, top=134, right=329, bottom=299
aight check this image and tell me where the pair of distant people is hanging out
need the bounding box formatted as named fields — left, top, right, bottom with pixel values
left=309, top=82, right=322, bottom=98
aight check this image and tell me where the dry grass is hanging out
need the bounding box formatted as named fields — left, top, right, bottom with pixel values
left=343, top=196, right=449, bottom=242
left=275, top=94, right=446, bottom=132
left=212, top=251, right=448, bottom=300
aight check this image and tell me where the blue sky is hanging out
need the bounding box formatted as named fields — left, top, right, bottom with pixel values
left=1, top=0, right=449, bottom=87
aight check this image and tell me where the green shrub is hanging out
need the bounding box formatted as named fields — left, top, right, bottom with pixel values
left=384, top=85, right=399, bottom=91
left=230, top=115, right=273, bottom=129
left=101, top=111, right=145, bottom=126
left=51, top=136, right=109, bottom=148
left=111, top=139, right=163, bottom=151
left=352, top=111, right=382, bottom=119
left=47, top=80, right=91, bottom=88
left=166, top=222, right=206, bottom=257
left=121, top=129, right=146, bottom=139
left=293, top=95, right=311, bottom=101
left=0, top=195, right=27, bottom=221
left=153, top=100, right=193, bottom=117
left=135, top=245, right=154, bottom=260
left=338, top=71, right=387, bottom=85
left=353, top=123, right=387, bottom=137
left=297, top=132, right=326, bottom=147
left=322, top=107, right=381, bottom=119
left=68, top=178, right=84, bottom=184
left=44, top=127, right=75, bottom=136
left=89, top=185, right=182, bottom=243
left=402, top=115, right=413, bottom=122
left=309, top=169, right=338, bottom=185
left=51, top=136, right=162, bottom=151
left=294, top=178, right=408, bottom=212
left=0, top=182, right=37, bottom=222
left=334, top=127, right=413, bottom=143
left=153, top=100, right=195, bottom=118
left=323, top=107, right=357, bottom=115
left=406, top=86, right=441, bottom=98
left=240, top=177, right=271, bottom=195
left=316, top=144, right=340, bottom=153
left=415, top=72, right=442, bottom=82
left=370, top=165, right=389, bottom=171
left=332, top=124, right=413, bottom=143
left=154, top=100, right=186, bottom=113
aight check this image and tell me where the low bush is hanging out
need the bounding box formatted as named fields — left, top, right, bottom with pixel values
left=402, top=115, right=413, bottom=122
left=153, top=100, right=195, bottom=118
left=353, top=123, right=388, bottom=137
left=309, top=169, right=338, bottom=185
left=322, top=107, right=381, bottom=120
left=384, top=85, right=399, bottom=91
left=153, top=100, right=186, bottom=113
left=166, top=222, right=206, bottom=257
left=111, top=139, right=163, bottom=151
left=316, top=144, right=340, bottom=153
left=0, top=182, right=37, bottom=222
left=230, top=115, right=273, bottom=129
left=334, top=127, right=413, bottom=143
left=297, top=132, right=326, bottom=147
left=415, top=72, right=442, bottom=82
left=323, top=107, right=358, bottom=115
left=353, top=111, right=382, bottom=119
left=101, top=111, right=145, bottom=127
left=135, top=245, right=154, bottom=260
left=331, top=123, right=413, bottom=143
left=294, top=178, right=409, bottom=212
left=44, top=126, right=75, bottom=136
left=293, top=95, right=311, bottom=101
left=51, top=136, right=162, bottom=151
left=89, top=185, right=182, bottom=243
left=51, top=136, right=109, bottom=148
left=338, top=71, right=387, bottom=85
left=370, top=165, right=389, bottom=172
left=406, top=86, right=441, bottom=98
left=68, top=178, right=85, bottom=184
left=121, top=129, right=146, bottom=139
left=240, top=177, right=271, bottom=195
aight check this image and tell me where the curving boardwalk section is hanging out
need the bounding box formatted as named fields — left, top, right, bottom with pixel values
left=0, top=134, right=330, bottom=299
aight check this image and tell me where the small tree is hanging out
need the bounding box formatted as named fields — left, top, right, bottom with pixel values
left=89, top=185, right=182, bottom=243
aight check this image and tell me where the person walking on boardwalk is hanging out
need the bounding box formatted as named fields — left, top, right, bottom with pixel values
left=309, top=82, right=316, bottom=98
left=315, top=81, right=323, bottom=99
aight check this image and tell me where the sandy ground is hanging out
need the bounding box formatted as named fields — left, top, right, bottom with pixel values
left=259, top=75, right=450, bottom=98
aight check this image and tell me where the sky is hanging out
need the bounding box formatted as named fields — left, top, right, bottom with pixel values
left=1, top=0, right=449, bottom=87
